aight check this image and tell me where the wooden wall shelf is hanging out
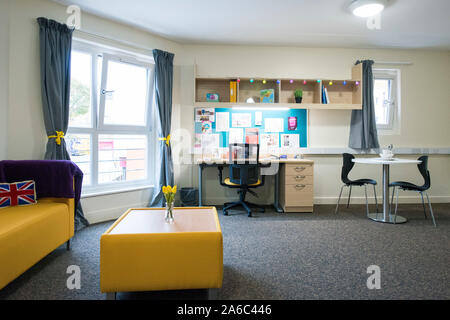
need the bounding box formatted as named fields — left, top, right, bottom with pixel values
left=194, top=64, right=362, bottom=110
left=193, top=102, right=362, bottom=110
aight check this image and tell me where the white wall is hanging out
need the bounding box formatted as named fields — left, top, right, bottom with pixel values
left=3, top=0, right=450, bottom=224
left=5, top=0, right=184, bottom=223
left=7, top=0, right=183, bottom=160
left=175, top=45, right=450, bottom=205
left=0, top=0, right=9, bottom=160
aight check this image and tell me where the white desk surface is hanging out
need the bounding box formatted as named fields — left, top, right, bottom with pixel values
left=352, top=158, right=421, bottom=165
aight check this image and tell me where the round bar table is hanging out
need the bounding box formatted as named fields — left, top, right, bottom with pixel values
left=352, top=157, right=421, bottom=224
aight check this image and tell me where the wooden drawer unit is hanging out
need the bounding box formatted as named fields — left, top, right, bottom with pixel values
left=284, top=174, right=313, bottom=185
left=284, top=164, right=313, bottom=176
left=280, top=161, right=314, bottom=213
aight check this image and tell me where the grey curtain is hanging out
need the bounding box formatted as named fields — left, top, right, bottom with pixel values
left=349, top=60, right=380, bottom=151
left=149, top=49, right=175, bottom=207
left=37, top=17, right=88, bottom=230
left=37, top=18, right=72, bottom=159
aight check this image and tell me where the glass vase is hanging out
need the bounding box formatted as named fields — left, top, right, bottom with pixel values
left=165, top=202, right=174, bottom=224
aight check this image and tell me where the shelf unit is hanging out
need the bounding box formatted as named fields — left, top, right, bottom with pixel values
left=194, top=64, right=362, bottom=110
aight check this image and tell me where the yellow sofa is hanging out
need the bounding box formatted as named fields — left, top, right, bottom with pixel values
left=0, top=197, right=74, bottom=290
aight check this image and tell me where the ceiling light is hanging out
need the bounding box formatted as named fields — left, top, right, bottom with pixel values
left=349, top=0, right=385, bottom=18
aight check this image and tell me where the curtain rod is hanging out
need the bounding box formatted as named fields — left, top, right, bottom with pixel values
left=74, top=29, right=414, bottom=67
left=74, top=29, right=416, bottom=66
left=374, top=60, right=412, bottom=66
left=355, top=59, right=413, bottom=66
left=73, top=29, right=154, bottom=54
left=374, top=61, right=413, bottom=65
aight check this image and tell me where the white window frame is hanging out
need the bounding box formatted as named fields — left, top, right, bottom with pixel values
left=373, top=68, right=401, bottom=135
left=98, top=53, right=152, bottom=131
left=68, top=40, right=156, bottom=194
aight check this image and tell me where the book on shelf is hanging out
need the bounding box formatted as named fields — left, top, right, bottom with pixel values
left=230, top=81, right=237, bottom=102
left=321, top=84, right=324, bottom=103
left=321, top=85, right=327, bottom=104
left=324, top=86, right=330, bottom=104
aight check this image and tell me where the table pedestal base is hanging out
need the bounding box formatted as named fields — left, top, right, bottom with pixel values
left=367, top=213, right=407, bottom=224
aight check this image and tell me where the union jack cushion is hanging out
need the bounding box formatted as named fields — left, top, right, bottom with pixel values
left=0, top=180, right=37, bottom=209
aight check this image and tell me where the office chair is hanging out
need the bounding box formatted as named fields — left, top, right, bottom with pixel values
left=335, top=153, right=378, bottom=216
left=389, top=155, right=436, bottom=227
left=218, top=143, right=265, bottom=217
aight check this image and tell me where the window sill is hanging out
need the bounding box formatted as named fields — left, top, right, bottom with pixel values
left=377, top=127, right=400, bottom=136
left=81, top=184, right=154, bottom=198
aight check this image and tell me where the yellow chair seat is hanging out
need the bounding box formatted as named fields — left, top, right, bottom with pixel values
left=224, top=177, right=262, bottom=187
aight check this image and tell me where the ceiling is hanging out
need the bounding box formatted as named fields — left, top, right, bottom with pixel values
left=53, top=0, right=450, bottom=49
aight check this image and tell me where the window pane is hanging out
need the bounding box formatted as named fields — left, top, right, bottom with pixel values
left=66, top=133, right=91, bottom=185
left=97, top=55, right=103, bottom=106
left=374, top=79, right=391, bottom=125
left=103, top=60, right=148, bottom=126
left=98, top=134, right=147, bottom=184
left=70, top=51, right=92, bottom=128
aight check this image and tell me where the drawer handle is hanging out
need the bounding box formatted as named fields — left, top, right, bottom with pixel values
left=295, top=175, right=306, bottom=180
left=295, top=184, right=306, bottom=189
left=295, top=167, right=306, bottom=171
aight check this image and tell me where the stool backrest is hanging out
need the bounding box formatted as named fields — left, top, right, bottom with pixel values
left=341, top=153, right=355, bottom=184
left=417, top=155, right=431, bottom=190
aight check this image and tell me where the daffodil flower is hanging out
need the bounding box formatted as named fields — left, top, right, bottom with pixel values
left=162, top=185, right=177, bottom=206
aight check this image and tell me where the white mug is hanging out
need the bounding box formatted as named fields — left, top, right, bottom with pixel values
left=381, top=149, right=393, bottom=158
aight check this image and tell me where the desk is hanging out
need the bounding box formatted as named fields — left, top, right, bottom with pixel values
left=197, top=159, right=314, bottom=213
left=352, top=157, right=421, bottom=224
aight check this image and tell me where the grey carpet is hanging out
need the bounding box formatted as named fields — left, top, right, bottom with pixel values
left=1, top=204, right=449, bottom=300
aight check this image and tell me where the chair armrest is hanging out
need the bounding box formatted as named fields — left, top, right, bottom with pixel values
left=218, top=166, right=227, bottom=187
left=259, top=173, right=265, bottom=187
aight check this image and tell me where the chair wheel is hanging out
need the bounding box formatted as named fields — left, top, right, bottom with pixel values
left=223, top=210, right=228, bottom=216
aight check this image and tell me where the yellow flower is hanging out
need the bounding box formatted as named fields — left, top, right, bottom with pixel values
left=172, top=185, right=177, bottom=193
left=167, top=185, right=172, bottom=193
left=162, top=186, right=168, bottom=193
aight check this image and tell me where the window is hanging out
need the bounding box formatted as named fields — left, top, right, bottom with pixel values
left=373, top=69, right=401, bottom=134
left=67, top=41, right=155, bottom=193
left=97, top=134, right=147, bottom=184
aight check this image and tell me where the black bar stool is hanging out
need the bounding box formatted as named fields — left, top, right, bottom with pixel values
left=390, top=155, right=436, bottom=227
left=335, top=153, right=378, bottom=216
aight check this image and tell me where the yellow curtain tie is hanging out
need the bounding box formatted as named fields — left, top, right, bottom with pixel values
left=159, top=134, right=171, bottom=146
left=48, top=131, right=65, bottom=145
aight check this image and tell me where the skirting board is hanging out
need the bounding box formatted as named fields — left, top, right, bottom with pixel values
left=314, top=195, right=450, bottom=204
left=202, top=196, right=450, bottom=207
left=85, top=196, right=449, bottom=224
left=84, top=202, right=150, bottom=224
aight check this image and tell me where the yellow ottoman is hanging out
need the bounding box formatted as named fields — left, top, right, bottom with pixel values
left=100, top=207, right=223, bottom=299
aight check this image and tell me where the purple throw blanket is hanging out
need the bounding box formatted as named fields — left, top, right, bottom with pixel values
left=0, top=160, right=83, bottom=213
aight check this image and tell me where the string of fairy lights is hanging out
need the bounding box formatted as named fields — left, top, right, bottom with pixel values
left=237, top=78, right=359, bottom=86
